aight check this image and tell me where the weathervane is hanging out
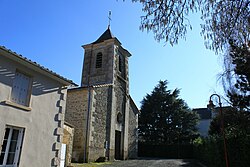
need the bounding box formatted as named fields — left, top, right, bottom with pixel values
left=108, top=11, right=112, bottom=28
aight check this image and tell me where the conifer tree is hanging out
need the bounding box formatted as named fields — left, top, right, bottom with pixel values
left=227, top=41, right=250, bottom=110
left=139, top=80, right=199, bottom=144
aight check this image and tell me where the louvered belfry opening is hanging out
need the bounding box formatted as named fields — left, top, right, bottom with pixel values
left=96, top=52, right=102, bottom=68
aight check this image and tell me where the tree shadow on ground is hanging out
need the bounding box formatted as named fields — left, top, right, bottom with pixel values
left=181, top=159, right=205, bottom=167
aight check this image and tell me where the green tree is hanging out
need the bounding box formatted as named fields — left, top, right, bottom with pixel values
left=228, top=41, right=250, bottom=110
left=221, top=41, right=250, bottom=110
left=209, top=107, right=250, bottom=137
left=139, top=80, right=199, bottom=144
left=131, top=0, right=250, bottom=52
left=208, top=107, right=250, bottom=166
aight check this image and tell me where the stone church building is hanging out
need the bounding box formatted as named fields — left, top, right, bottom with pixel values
left=65, top=27, right=139, bottom=162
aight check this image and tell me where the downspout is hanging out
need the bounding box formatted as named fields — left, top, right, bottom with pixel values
left=83, top=44, right=93, bottom=162
left=84, top=86, right=92, bottom=162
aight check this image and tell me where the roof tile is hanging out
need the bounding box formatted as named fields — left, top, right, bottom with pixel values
left=0, top=45, right=77, bottom=86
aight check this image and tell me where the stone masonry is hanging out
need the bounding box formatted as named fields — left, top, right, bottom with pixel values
left=65, top=88, right=88, bottom=162
left=65, top=27, right=139, bottom=162
left=88, top=86, right=112, bottom=161
left=128, top=97, right=139, bottom=159
left=63, top=122, right=74, bottom=166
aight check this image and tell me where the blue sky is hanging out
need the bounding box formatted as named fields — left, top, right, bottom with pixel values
left=0, top=0, right=225, bottom=109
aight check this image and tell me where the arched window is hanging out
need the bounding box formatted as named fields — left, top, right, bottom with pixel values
left=96, top=52, right=102, bottom=68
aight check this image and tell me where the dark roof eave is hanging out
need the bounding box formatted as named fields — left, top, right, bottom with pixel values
left=120, top=46, right=132, bottom=57
left=82, top=37, right=121, bottom=49
left=0, top=46, right=77, bottom=86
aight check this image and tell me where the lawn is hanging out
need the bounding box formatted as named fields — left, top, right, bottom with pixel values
left=71, top=162, right=111, bottom=167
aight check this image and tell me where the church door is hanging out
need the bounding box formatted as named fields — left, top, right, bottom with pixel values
left=115, top=130, right=121, bottom=160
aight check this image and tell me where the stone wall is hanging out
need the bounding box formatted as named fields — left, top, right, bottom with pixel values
left=113, top=44, right=131, bottom=160
left=113, top=78, right=130, bottom=159
left=66, top=30, right=138, bottom=163
left=81, top=42, right=114, bottom=86
left=88, top=86, right=112, bottom=162
left=63, top=123, right=74, bottom=166
left=115, top=80, right=126, bottom=127
left=65, top=88, right=88, bottom=162
left=128, top=98, right=139, bottom=159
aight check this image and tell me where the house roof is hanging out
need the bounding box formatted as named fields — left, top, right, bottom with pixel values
left=193, top=108, right=212, bottom=119
left=0, top=46, right=77, bottom=86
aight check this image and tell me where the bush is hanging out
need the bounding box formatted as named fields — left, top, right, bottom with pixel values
left=138, top=142, right=194, bottom=158
left=193, top=136, right=250, bottom=167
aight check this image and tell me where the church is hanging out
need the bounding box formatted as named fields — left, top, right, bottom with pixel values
left=65, top=27, right=139, bottom=162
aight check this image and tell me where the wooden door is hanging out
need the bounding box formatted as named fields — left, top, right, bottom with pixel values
left=115, top=131, right=121, bottom=160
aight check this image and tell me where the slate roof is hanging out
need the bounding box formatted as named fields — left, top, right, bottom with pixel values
left=0, top=45, right=77, bottom=86
left=90, top=28, right=131, bottom=57
left=193, top=108, right=212, bottom=119
left=92, top=27, right=114, bottom=44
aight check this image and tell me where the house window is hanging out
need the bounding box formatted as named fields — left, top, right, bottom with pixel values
left=0, top=126, right=24, bottom=166
left=95, top=52, right=102, bottom=68
left=11, top=71, right=32, bottom=106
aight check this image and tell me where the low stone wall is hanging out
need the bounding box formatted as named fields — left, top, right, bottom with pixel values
left=63, top=123, right=74, bottom=166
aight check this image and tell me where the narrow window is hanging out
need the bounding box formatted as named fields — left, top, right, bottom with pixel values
left=11, top=71, right=32, bottom=106
left=95, top=52, right=102, bottom=68
left=118, top=55, right=122, bottom=72
left=0, top=126, right=24, bottom=166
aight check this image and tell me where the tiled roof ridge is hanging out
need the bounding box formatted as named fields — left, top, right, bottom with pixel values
left=68, top=83, right=113, bottom=91
left=0, top=45, right=77, bottom=86
left=92, top=83, right=113, bottom=88
left=81, top=83, right=113, bottom=88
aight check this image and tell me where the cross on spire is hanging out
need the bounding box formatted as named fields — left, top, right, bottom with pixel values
left=108, top=11, right=112, bottom=28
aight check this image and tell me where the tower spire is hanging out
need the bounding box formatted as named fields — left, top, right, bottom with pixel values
left=108, top=11, right=112, bottom=28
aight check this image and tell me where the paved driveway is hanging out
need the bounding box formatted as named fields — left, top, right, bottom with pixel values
left=102, top=158, right=205, bottom=167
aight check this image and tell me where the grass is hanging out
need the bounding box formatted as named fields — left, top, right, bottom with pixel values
left=71, top=162, right=112, bottom=167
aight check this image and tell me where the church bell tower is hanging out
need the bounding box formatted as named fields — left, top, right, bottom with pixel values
left=81, top=27, right=131, bottom=88
left=80, top=27, right=132, bottom=161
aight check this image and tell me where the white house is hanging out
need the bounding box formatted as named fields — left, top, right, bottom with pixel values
left=193, top=108, right=213, bottom=137
left=0, top=46, right=76, bottom=167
